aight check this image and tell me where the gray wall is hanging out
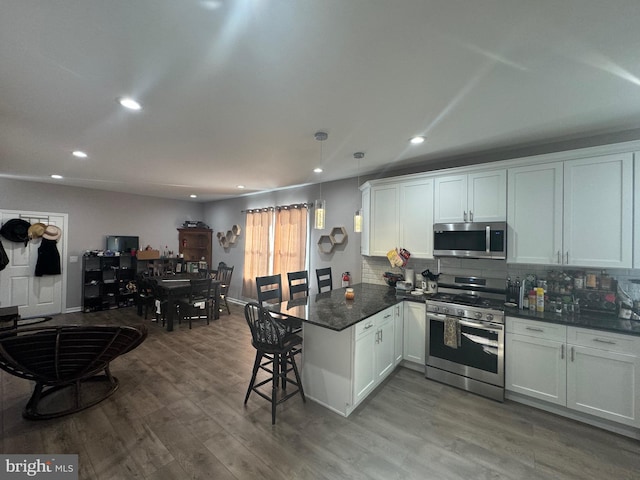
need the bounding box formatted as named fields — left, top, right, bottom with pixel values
left=0, top=178, right=203, bottom=310
left=204, top=177, right=363, bottom=301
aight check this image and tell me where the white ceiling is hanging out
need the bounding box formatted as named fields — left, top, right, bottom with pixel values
left=2, top=0, right=640, bottom=201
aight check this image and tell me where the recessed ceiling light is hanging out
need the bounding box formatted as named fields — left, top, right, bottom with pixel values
left=410, top=136, right=426, bottom=145
left=200, top=0, right=223, bottom=9
left=313, top=167, right=323, bottom=173
left=237, top=185, right=245, bottom=189
left=51, top=174, right=63, bottom=179
left=118, top=97, right=142, bottom=111
left=190, top=194, right=197, bottom=198
left=72, top=150, right=88, bottom=158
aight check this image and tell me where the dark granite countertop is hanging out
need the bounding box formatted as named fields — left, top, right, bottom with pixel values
left=268, top=283, right=640, bottom=337
left=503, top=306, right=640, bottom=337
left=268, top=283, right=400, bottom=331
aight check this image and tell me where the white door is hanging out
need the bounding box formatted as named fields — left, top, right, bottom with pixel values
left=0, top=211, right=67, bottom=317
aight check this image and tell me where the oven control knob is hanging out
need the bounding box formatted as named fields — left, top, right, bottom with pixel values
left=457, top=309, right=464, bottom=316
left=486, top=314, right=494, bottom=321
left=474, top=312, right=483, bottom=320
left=442, top=307, right=449, bottom=314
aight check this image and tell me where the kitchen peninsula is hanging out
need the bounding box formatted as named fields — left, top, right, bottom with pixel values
left=270, top=283, right=408, bottom=417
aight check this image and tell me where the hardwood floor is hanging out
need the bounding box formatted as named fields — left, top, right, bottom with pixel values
left=2, top=305, right=639, bottom=479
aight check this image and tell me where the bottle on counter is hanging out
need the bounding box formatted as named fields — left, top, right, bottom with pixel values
left=536, top=287, right=545, bottom=312
left=528, top=290, right=536, bottom=311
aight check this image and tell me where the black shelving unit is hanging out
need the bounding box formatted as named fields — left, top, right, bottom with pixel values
left=82, top=254, right=137, bottom=312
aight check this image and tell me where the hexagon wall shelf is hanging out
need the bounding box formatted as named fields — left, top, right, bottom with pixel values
left=317, top=226, right=348, bottom=254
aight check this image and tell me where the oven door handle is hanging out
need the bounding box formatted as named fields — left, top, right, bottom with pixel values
left=427, top=314, right=503, bottom=332
left=458, top=319, right=503, bottom=332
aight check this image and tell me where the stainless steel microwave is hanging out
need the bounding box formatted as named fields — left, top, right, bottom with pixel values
left=433, top=222, right=507, bottom=259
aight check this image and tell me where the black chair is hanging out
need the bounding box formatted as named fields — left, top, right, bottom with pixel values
left=0, top=306, right=19, bottom=333
left=316, top=267, right=333, bottom=293
left=0, top=324, right=147, bottom=419
left=215, top=265, right=234, bottom=315
left=149, top=279, right=170, bottom=326
left=287, top=270, right=309, bottom=300
left=256, top=274, right=283, bottom=306
left=243, top=302, right=305, bottom=424
left=135, top=273, right=155, bottom=320
left=177, top=277, right=213, bottom=329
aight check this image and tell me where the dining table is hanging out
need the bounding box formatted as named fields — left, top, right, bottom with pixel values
left=140, top=273, right=221, bottom=332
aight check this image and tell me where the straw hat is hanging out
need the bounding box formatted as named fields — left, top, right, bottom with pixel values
left=42, top=225, right=62, bottom=241
left=28, top=222, right=47, bottom=240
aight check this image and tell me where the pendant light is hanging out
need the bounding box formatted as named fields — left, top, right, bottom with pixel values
left=353, top=152, right=364, bottom=233
left=314, top=131, right=328, bottom=230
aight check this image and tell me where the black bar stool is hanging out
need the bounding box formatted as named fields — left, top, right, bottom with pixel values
left=243, top=302, right=305, bottom=424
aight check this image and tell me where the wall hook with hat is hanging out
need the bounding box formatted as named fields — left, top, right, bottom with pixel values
left=0, top=218, right=31, bottom=246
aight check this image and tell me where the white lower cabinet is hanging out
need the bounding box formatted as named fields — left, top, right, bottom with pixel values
left=506, top=316, right=640, bottom=428
left=403, top=301, right=426, bottom=366
left=394, top=303, right=404, bottom=366
left=303, top=305, right=401, bottom=417
left=505, top=318, right=567, bottom=405
left=566, top=327, right=639, bottom=426
left=353, top=319, right=376, bottom=404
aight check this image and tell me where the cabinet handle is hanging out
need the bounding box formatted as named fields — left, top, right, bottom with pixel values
left=463, top=211, right=468, bottom=222
left=557, top=251, right=561, bottom=264
left=380, top=329, right=383, bottom=342
left=570, top=346, right=575, bottom=362
left=561, top=344, right=565, bottom=359
left=364, top=323, right=373, bottom=330
left=565, top=251, right=569, bottom=264
left=469, top=211, right=473, bottom=222
left=525, top=327, right=544, bottom=332
left=593, top=338, right=616, bottom=345
left=384, top=314, right=391, bottom=319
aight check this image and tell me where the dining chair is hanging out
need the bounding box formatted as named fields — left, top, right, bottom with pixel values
left=135, top=273, right=155, bottom=320
left=316, top=267, right=333, bottom=293
left=177, top=277, right=213, bottom=329
left=287, top=270, right=309, bottom=300
left=149, top=279, right=170, bottom=326
left=256, top=274, right=283, bottom=306
left=215, top=265, right=234, bottom=314
left=243, top=302, right=305, bottom=424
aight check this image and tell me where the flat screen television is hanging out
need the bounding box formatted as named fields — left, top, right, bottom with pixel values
left=106, top=235, right=139, bottom=254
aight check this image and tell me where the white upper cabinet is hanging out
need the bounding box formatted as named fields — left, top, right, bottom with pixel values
left=563, top=154, right=632, bottom=268
left=434, top=170, right=506, bottom=223
left=362, top=176, right=434, bottom=258
left=399, top=178, right=434, bottom=258
left=368, top=184, right=399, bottom=257
left=508, top=153, right=633, bottom=268
left=507, top=162, right=563, bottom=264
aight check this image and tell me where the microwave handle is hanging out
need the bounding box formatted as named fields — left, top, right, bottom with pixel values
left=486, top=225, right=490, bottom=253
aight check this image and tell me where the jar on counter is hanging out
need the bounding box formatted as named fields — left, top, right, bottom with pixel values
left=574, top=274, right=585, bottom=290
left=585, top=272, right=597, bottom=289
left=528, top=291, right=536, bottom=311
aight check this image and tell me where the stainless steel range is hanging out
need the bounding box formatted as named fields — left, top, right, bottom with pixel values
left=425, top=274, right=506, bottom=401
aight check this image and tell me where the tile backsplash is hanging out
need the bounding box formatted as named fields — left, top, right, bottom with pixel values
left=362, top=255, right=640, bottom=291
